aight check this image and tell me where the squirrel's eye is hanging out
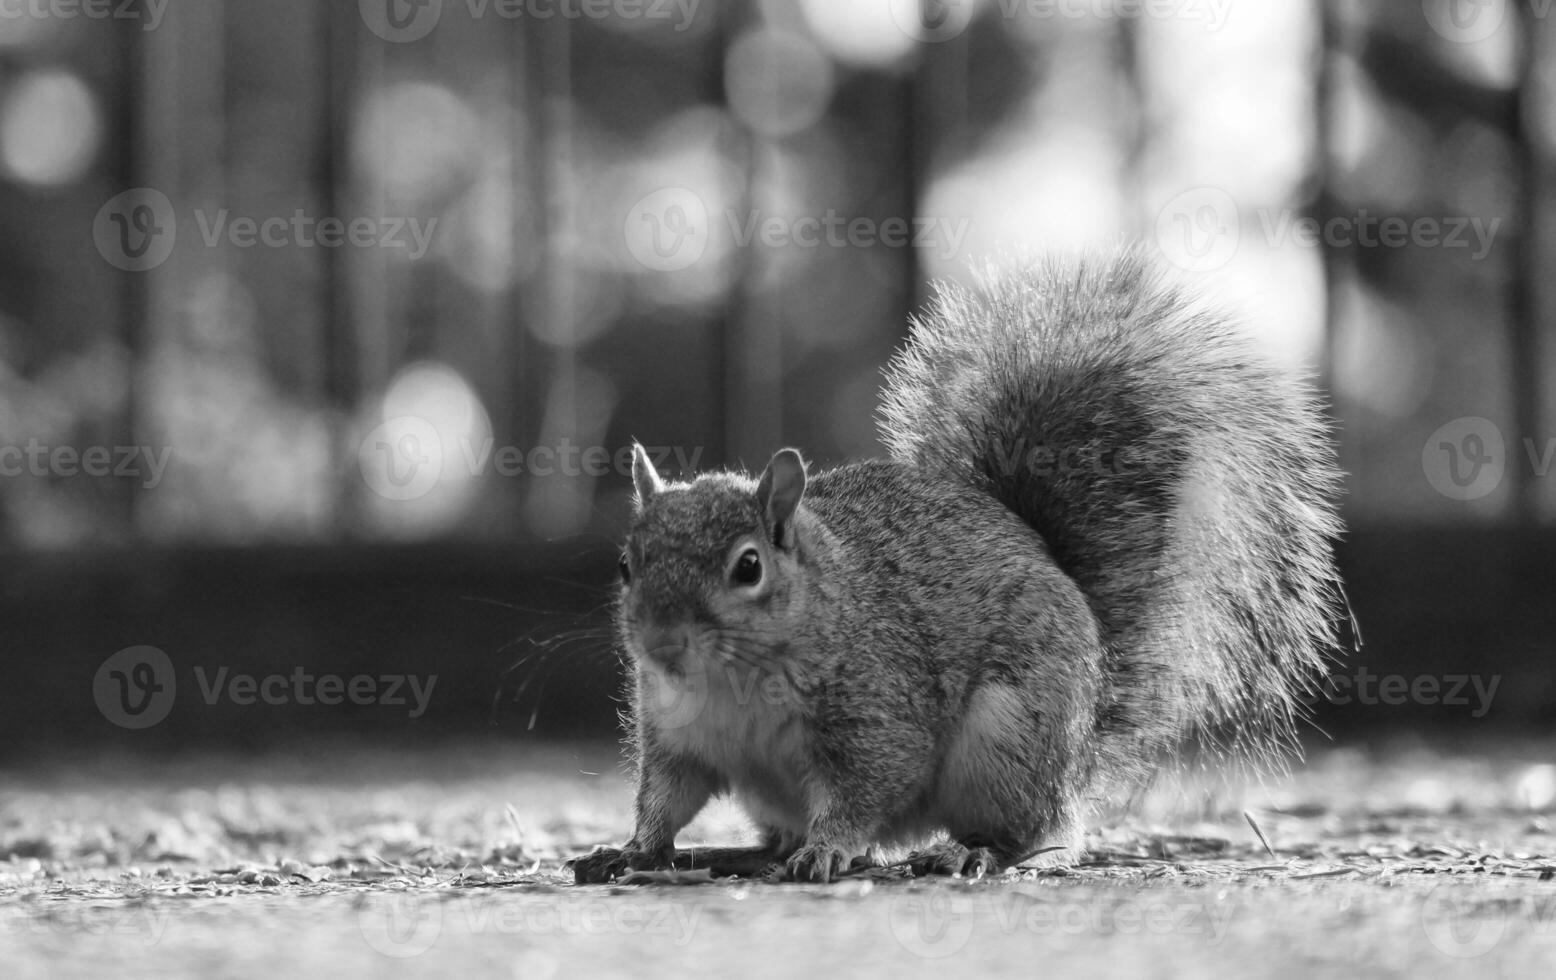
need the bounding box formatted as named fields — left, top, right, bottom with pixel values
left=731, top=548, right=762, bottom=587
left=618, top=553, right=632, bottom=585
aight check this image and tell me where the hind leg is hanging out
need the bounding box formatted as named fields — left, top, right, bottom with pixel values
left=917, top=682, right=1093, bottom=876
left=908, top=839, right=1003, bottom=878
left=908, top=831, right=1077, bottom=877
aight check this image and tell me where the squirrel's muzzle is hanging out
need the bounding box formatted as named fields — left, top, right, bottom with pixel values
left=637, top=622, right=696, bottom=667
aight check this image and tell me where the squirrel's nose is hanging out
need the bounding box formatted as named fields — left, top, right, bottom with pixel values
left=639, top=623, right=694, bottom=666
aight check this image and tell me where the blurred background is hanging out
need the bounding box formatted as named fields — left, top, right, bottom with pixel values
left=0, top=0, right=1549, bottom=758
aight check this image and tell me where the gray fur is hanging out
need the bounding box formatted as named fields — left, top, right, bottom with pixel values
left=571, top=250, right=1343, bottom=884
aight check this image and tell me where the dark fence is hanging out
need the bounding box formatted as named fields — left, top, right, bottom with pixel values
left=0, top=1, right=1548, bottom=755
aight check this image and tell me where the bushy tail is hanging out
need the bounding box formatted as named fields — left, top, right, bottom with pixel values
left=878, top=250, right=1344, bottom=785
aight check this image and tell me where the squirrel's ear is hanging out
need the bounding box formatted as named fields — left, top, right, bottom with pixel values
left=631, top=442, right=664, bottom=510
left=756, top=448, right=806, bottom=550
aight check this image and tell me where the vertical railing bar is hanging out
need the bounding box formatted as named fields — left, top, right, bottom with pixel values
left=714, top=0, right=732, bottom=465
left=321, top=0, right=361, bottom=538
left=506, top=18, right=531, bottom=475
left=1115, top=17, right=1145, bottom=248
left=1509, top=0, right=1541, bottom=524
left=1315, top=0, right=1343, bottom=386
left=538, top=15, right=575, bottom=463
left=909, top=4, right=968, bottom=313
left=114, top=13, right=147, bottom=539
left=902, top=27, right=924, bottom=324
left=717, top=0, right=759, bottom=467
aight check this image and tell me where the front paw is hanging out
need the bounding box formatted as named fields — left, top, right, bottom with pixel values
left=784, top=843, right=850, bottom=884
left=569, top=845, right=667, bottom=884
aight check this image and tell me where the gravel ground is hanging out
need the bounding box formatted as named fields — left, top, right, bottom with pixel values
left=2, top=735, right=1555, bottom=979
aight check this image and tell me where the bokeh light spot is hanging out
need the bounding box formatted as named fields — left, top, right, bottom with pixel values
left=354, top=82, right=480, bottom=202
left=0, top=69, right=101, bottom=187
left=724, top=28, right=835, bottom=139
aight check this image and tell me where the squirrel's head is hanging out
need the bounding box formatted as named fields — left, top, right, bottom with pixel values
left=616, top=443, right=811, bottom=673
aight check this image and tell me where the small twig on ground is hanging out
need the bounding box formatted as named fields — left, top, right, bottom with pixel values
left=833, top=856, right=915, bottom=879
left=366, top=852, right=413, bottom=876
left=1245, top=810, right=1276, bottom=859
left=1012, top=845, right=1072, bottom=869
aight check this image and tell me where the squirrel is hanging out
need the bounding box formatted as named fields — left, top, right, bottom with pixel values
left=570, top=249, right=1344, bottom=884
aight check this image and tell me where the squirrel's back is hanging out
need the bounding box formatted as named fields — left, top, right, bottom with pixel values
left=878, top=250, right=1344, bottom=787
